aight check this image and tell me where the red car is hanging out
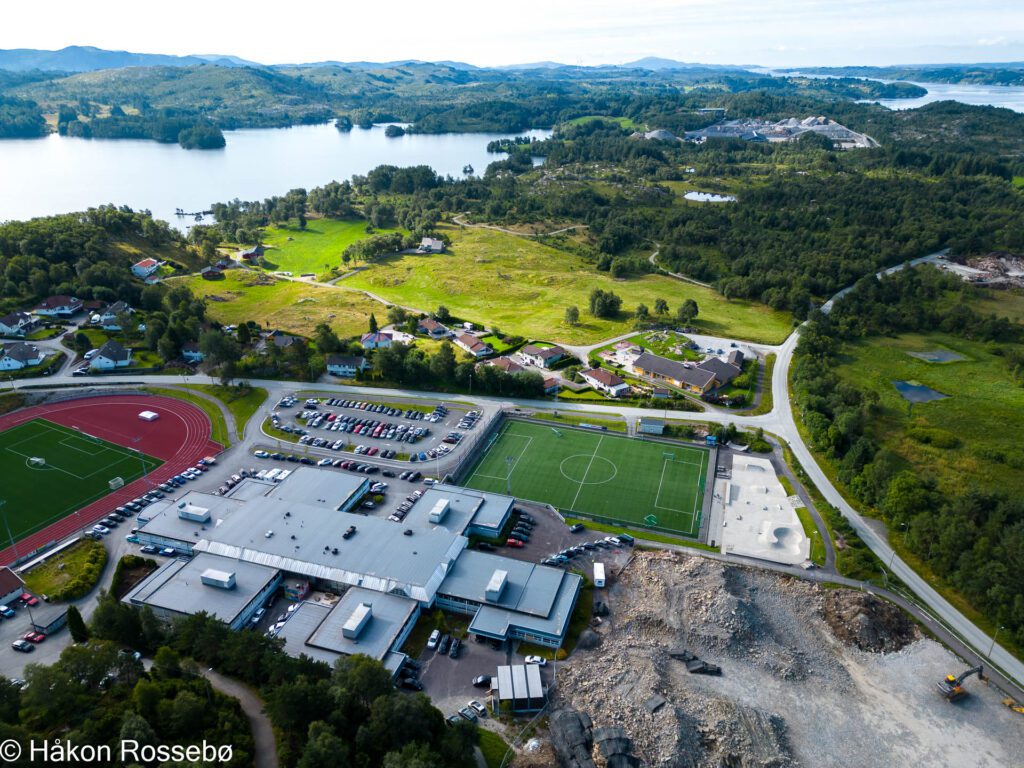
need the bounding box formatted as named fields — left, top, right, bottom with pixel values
left=505, top=538, right=524, bottom=548
left=22, top=631, right=45, bottom=643
left=19, top=593, right=39, bottom=606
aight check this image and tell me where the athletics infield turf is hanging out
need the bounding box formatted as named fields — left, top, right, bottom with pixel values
left=464, top=420, right=709, bottom=536
left=0, top=418, right=162, bottom=541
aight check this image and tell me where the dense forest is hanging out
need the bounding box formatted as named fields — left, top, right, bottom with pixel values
left=0, top=592, right=476, bottom=768
left=58, top=104, right=226, bottom=148
left=788, top=63, right=1024, bottom=87
left=0, top=58, right=936, bottom=140
left=791, top=267, right=1024, bottom=649
left=0, top=96, right=47, bottom=137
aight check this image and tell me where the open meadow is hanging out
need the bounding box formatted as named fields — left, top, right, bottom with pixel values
left=174, top=270, right=381, bottom=338
left=259, top=218, right=404, bottom=275
left=835, top=332, right=1024, bottom=496
left=343, top=225, right=792, bottom=344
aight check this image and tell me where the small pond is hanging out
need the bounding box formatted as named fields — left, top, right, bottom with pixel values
left=893, top=380, right=948, bottom=403
left=906, top=349, right=965, bottom=363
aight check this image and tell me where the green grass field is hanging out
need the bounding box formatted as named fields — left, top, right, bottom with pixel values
left=835, top=332, right=1024, bottom=496
left=173, top=270, right=382, bottom=339
left=260, top=218, right=404, bottom=275
left=0, top=419, right=162, bottom=541
left=343, top=225, right=793, bottom=345
left=465, top=420, right=708, bottom=536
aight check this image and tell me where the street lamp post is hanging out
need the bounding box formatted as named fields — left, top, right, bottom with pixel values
left=989, top=625, right=1005, bottom=658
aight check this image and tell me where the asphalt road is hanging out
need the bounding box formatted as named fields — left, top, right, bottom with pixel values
left=6, top=247, right=1021, bottom=693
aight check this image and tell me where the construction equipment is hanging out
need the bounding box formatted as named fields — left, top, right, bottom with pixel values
left=937, top=665, right=985, bottom=702
left=1003, top=698, right=1024, bottom=714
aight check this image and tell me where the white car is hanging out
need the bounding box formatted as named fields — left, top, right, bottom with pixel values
left=427, top=629, right=440, bottom=649
left=91, top=524, right=110, bottom=535
left=254, top=450, right=269, bottom=458
left=524, top=655, right=547, bottom=666
left=468, top=700, right=487, bottom=717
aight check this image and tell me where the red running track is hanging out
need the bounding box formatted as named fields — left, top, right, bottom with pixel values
left=0, top=394, right=221, bottom=566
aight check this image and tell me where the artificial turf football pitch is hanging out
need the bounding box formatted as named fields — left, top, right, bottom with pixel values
left=465, top=420, right=708, bottom=537
left=0, top=418, right=162, bottom=541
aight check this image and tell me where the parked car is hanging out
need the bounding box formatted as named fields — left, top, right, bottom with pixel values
left=437, top=634, right=451, bottom=655
left=0, top=605, right=14, bottom=618
left=398, top=677, right=423, bottom=691
left=448, top=637, right=461, bottom=659
left=91, top=524, right=110, bottom=535
left=18, top=593, right=39, bottom=607
left=22, top=631, right=45, bottom=643
left=569, top=523, right=585, bottom=533
left=159, top=547, right=176, bottom=557
left=505, top=539, right=524, bottom=548
left=472, top=675, right=492, bottom=688
left=468, top=700, right=487, bottom=717
left=458, top=707, right=478, bottom=723
left=524, top=655, right=547, bottom=666
left=11, top=639, right=33, bottom=653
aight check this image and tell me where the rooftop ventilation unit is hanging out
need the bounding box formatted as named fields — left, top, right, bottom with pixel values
left=485, top=569, right=508, bottom=602
left=429, top=498, right=450, bottom=524
left=200, top=569, right=236, bottom=589
left=342, top=602, right=372, bottom=639
left=179, top=504, right=211, bottom=523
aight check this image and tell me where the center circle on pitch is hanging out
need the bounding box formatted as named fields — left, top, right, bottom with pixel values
left=559, top=454, right=617, bottom=485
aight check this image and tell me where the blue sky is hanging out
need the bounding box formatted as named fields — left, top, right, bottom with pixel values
left=2, top=0, right=1022, bottom=67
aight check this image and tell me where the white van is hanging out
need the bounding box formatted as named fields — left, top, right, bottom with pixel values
left=593, top=562, right=606, bottom=589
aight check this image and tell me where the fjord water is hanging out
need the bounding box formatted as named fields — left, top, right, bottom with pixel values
left=873, top=81, right=1024, bottom=112
left=0, top=123, right=551, bottom=229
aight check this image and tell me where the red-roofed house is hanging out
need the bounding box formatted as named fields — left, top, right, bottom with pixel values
left=454, top=333, right=492, bottom=358
left=360, top=331, right=393, bottom=350
left=580, top=367, right=629, bottom=397
left=417, top=317, right=451, bottom=339
left=484, top=356, right=525, bottom=374
left=131, top=258, right=162, bottom=279
left=34, top=295, right=82, bottom=317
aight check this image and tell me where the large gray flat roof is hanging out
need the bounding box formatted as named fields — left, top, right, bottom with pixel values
left=406, top=484, right=513, bottom=535
left=276, top=588, right=417, bottom=663
left=124, top=553, right=279, bottom=624
left=470, top=571, right=581, bottom=641
left=137, top=468, right=467, bottom=602
left=439, top=550, right=564, bottom=618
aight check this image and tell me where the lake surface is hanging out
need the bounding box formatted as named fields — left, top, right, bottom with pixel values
left=0, top=124, right=551, bottom=229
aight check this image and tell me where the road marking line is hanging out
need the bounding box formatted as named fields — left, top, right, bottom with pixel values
left=569, top=435, right=603, bottom=511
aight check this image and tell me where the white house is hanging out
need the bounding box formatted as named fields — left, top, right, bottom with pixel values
left=360, top=332, right=393, bottom=350
left=90, top=339, right=133, bottom=370
left=0, top=342, right=45, bottom=371
left=0, top=311, right=35, bottom=337
left=518, top=344, right=567, bottom=369
left=580, top=367, right=630, bottom=397
left=182, top=342, right=204, bottom=363
left=454, top=333, right=492, bottom=358
left=326, top=355, right=367, bottom=377
left=0, top=567, right=25, bottom=608
left=100, top=301, right=133, bottom=330
left=417, top=237, right=445, bottom=254
left=34, top=295, right=82, bottom=318
left=417, top=317, right=451, bottom=339
left=131, top=258, right=162, bottom=279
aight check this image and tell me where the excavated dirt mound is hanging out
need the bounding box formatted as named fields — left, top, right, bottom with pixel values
left=821, top=591, right=919, bottom=653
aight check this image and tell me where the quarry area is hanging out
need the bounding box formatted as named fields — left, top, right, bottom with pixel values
left=517, top=551, right=1024, bottom=768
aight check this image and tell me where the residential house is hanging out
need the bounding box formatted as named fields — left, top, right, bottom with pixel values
left=360, top=332, right=393, bottom=350
left=182, top=342, right=204, bottom=363
left=90, top=339, right=133, bottom=370
left=417, top=237, right=445, bottom=254
left=258, top=330, right=302, bottom=353
left=580, top=367, right=629, bottom=397
left=326, top=355, right=368, bottom=377
left=100, top=301, right=133, bottom=330
left=0, top=567, right=26, bottom=608
left=239, top=245, right=265, bottom=263
left=454, top=333, right=492, bottom=358
left=633, top=351, right=716, bottom=395
left=131, top=258, right=162, bottom=279
left=0, top=311, right=35, bottom=337
left=200, top=266, right=224, bottom=280
left=542, top=377, right=561, bottom=395
left=0, top=342, right=45, bottom=371
left=518, top=344, right=567, bottom=369
left=651, top=387, right=671, bottom=399
left=34, top=295, right=82, bottom=318
left=484, top=356, right=525, bottom=374
left=417, top=317, right=451, bottom=339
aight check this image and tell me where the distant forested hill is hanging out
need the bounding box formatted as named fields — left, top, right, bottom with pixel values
left=786, top=64, right=1024, bottom=86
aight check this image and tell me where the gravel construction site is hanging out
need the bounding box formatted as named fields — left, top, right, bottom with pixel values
left=525, top=551, right=1023, bottom=768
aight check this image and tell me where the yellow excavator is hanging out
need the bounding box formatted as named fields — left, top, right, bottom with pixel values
left=937, top=665, right=985, bottom=702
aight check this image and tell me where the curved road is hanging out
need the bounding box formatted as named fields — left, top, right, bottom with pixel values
left=8, top=247, right=1019, bottom=689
